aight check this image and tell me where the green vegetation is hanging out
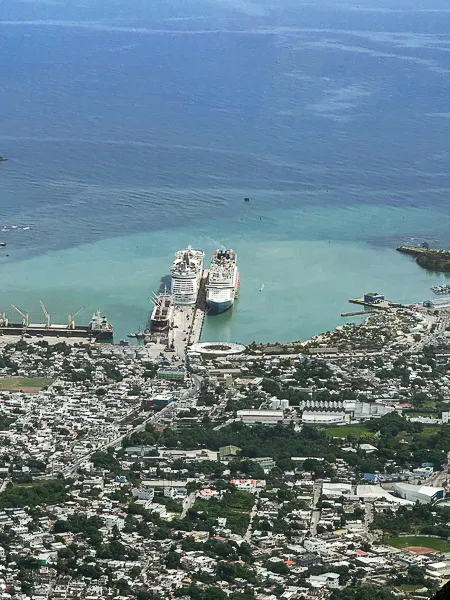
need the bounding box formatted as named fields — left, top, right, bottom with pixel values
left=188, top=488, right=254, bottom=535
left=397, top=245, right=450, bottom=272
left=373, top=502, right=450, bottom=540
left=325, top=426, right=370, bottom=438
left=330, top=587, right=395, bottom=600
left=387, top=535, right=450, bottom=553
left=0, top=479, right=69, bottom=508
left=0, top=376, right=53, bottom=391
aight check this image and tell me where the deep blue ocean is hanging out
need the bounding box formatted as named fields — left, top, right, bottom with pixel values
left=2, top=0, right=450, bottom=342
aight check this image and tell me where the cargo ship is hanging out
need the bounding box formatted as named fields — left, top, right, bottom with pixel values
left=150, top=288, right=173, bottom=332
left=206, top=249, right=240, bottom=314
left=0, top=307, right=113, bottom=342
left=170, top=246, right=205, bottom=305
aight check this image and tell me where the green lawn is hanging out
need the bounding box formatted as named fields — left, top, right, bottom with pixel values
left=387, top=536, right=450, bottom=553
left=397, top=584, right=425, bottom=593
left=0, top=377, right=53, bottom=392
left=420, top=426, right=440, bottom=438
left=325, top=425, right=370, bottom=438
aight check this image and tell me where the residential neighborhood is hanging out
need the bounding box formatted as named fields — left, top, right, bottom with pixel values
left=0, top=304, right=449, bottom=599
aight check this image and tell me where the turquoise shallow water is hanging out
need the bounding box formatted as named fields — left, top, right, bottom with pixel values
left=0, top=203, right=448, bottom=343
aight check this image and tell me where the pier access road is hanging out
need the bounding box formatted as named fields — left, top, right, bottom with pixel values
left=169, top=305, right=196, bottom=359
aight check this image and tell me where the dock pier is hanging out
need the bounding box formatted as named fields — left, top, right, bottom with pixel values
left=187, top=269, right=209, bottom=347
left=348, top=298, right=392, bottom=310
left=169, top=269, right=209, bottom=360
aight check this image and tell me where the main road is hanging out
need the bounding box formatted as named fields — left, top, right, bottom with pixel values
left=62, top=375, right=202, bottom=477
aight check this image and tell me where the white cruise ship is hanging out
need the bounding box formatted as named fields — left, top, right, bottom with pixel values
left=206, top=249, right=240, bottom=314
left=170, top=246, right=205, bottom=305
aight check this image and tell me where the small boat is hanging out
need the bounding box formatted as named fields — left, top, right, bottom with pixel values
left=259, top=284, right=265, bottom=292
left=244, top=197, right=250, bottom=202
left=0, top=157, right=8, bottom=162
left=127, top=332, right=137, bottom=339
left=0, top=242, right=6, bottom=247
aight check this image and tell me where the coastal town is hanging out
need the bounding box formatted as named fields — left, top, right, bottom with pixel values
left=0, top=299, right=449, bottom=599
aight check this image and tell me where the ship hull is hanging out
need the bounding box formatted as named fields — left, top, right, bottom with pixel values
left=0, top=324, right=113, bottom=342
left=206, top=299, right=234, bottom=314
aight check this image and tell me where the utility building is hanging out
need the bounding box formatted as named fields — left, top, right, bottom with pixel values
left=393, top=483, right=444, bottom=504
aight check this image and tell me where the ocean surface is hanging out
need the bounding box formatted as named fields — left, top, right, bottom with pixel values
left=2, top=0, right=450, bottom=343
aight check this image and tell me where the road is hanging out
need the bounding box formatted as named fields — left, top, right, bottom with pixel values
left=309, top=481, right=322, bottom=536
left=63, top=401, right=176, bottom=477
left=181, top=491, right=197, bottom=519
left=363, top=501, right=378, bottom=543
left=62, top=373, right=203, bottom=478
left=244, top=498, right=259, bottom=541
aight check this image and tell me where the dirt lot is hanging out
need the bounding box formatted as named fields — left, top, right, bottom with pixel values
left=405, top=546, right=436, bottom=554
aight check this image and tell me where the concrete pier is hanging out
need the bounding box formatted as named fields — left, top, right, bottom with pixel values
left=349, top=298, right=392, bottom=310
left=168, top=269, right=209, bottom=360
left=187, top=269, right=208, bottom=347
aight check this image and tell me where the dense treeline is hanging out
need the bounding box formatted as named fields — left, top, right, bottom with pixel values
left=0, top=479, right=69, bottom=508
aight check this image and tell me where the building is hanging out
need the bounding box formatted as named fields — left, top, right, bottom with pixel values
left=308, top=572, right=340, bottom=589
left=251, top=456, right=276, bottom=470
left=304, top=537, right=329, bottom=556
left=219, top=445, right=241, bottom=460
left=364, top=292, right=385, bottom=304
left=132, top=487, right=155, bottom=501
left=236, top=409, right=284, bottom=424
left=230, top=479, right=260, bottom=493
left=392, top=483, right=445, bottom=504
left=302, top=412, right=347, bottom=425
left=157, top=367, right=186, bottom=381
left=151, top=392, right=174, bottom=407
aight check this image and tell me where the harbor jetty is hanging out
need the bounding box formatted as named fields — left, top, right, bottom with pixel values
left=348, top=292, right=392, bottom=310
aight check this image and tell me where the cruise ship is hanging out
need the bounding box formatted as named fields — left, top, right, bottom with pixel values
left=206, top=249, right=240, bottom=314
left=170, top=246, right=205, bottom=305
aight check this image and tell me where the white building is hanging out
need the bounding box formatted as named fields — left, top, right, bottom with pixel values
left=304, top=537, right=329, bottom=556
left=308, top=572, right=340, bottom=589
left=132, top=487, right=155, bottom=502
left=302, top=412, right=346, bottom=425
left=393, top=483, right=444, bottom=504
left=236, top=410, right=283, bottom=424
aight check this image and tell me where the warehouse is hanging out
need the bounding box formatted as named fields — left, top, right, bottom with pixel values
left=392, top=483, right=444, bottom=504
left=236, top=409, right=284, bottom=424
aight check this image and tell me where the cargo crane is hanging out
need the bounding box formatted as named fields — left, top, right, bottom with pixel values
left=11, top=304, right=29, bottom=328
left=40, top=300, right=51, bottom=328
left=68, top=307, right=84, bottom=329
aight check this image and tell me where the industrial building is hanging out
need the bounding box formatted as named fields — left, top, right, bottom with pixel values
left=392, top=483, right=445, bottom=504
left=236, top=409, right=284, bottom=424
left=302, top=412, right=347, bottom=425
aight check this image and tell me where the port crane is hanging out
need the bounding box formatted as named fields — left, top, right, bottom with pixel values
left=40, top=300, right=51, bottom=328
left=68, top=307, right=84, bottom=329
left=11, top=304, right=29, bottom=327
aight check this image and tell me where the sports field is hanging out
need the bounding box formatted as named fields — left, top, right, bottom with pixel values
left=0, top=377, right=53, bottom=393
left=387, top=536, right=450, bottom=553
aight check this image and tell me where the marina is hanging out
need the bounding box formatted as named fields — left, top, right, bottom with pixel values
left=431, top=284, right=450, bottom=295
